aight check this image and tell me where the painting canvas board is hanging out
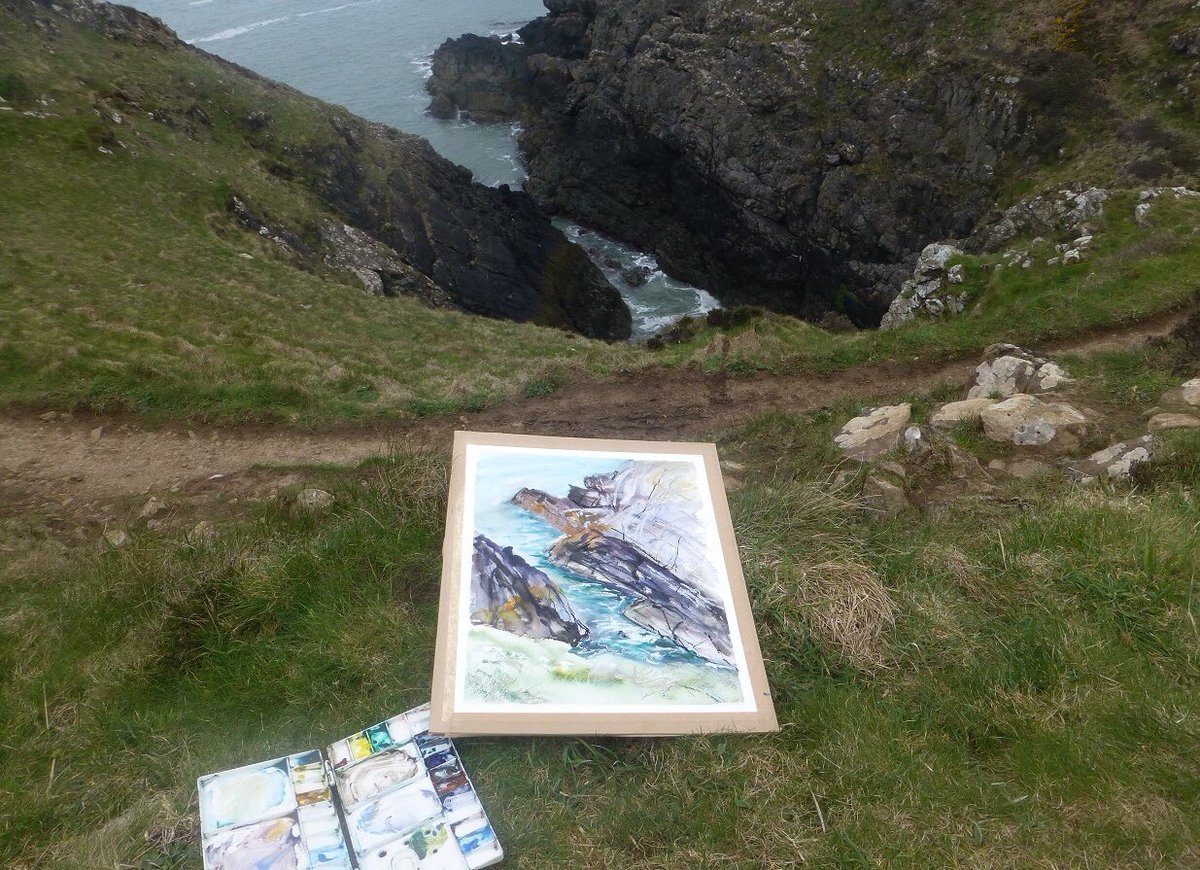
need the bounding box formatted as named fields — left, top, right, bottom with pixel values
left=197, top=703, right=502, bottom=869
left=431, top=431, right=778, bottom=736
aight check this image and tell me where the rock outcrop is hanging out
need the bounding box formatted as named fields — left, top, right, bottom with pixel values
left=879, top=243, right=966, bottom=329
left=428, top=1, right=1044, bottom=324
left=968, top=345, right=1073, bottom=399
left=471, top=534, right=589, bottom=646
left=319, top=222, right=453, bottom=306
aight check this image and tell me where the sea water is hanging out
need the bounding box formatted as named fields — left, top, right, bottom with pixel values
left=128, top=0, right=718, bottom=336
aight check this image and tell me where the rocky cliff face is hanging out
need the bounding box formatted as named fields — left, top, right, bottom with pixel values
left=18, top=0, right=631, bottom=339
left=471, top=534, right=589, bottom=646
left=429, top=0, right=1197, bottom=325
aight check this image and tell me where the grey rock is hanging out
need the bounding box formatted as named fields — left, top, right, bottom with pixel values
left=188, top=520, right=219, bottom=543
left=834, top=404, right=913, bottom=462
left=863, top=475, right=908, bottom=521
left=978, top=187, right=1109, bottom=252
left=981, top=394, right=1089, bottom=454
left=880, top=242, right=966, bottom=329
left=103, top=529, right=128, bottom=549
left=967, top=344, right=1072, bottom=399
left=138, top=496, right=166, bottom=520
left=1147, top=412, right=1200, bottom=432
left=296, top=488, right=335, bottom=511
left=1068, top=436, right=1157, bottom=483
left=319, top=222, right=453, bottom=307
left=929, top=398, right=995, bottom=429
left=1161, top=378, right=1200, bottom=409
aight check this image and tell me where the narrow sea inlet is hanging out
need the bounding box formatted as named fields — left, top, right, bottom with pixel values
left=129, top=0, right=714, bottom=337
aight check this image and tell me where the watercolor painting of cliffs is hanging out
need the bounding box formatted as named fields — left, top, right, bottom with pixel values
left=432, top=433, right=777, bottom=736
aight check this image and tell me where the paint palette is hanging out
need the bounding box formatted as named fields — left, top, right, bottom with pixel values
left=197, top=704, right=502, bottom=870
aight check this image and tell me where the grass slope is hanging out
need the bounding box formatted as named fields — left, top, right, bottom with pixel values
left=1, top=347, right=1198, bottom=868
left=2, top=3, right=1200, bottom=423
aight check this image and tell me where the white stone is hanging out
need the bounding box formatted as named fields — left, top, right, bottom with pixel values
left=833, top=404, right=913, bottom=462
left=1070, top=436, right=1156, bottom=482
left=1162, top=378, right=1200, bottom=408
left=969, top=356, right=1036, bottom=399
left=296, top=488, right=335, bottom=511
left=139, top=497, right=166, bottom=520
left=930, top=398, right=995, bottom=429
left=103, top=529, right=128, bottom=549
left=1148, top=413, right=1200, bottom=432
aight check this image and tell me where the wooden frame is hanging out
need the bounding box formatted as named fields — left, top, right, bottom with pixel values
left=430, top=431, right=777, bottom=736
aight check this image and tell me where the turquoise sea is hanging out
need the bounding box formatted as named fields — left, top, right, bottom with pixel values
left=127, top=0, right=719, bottom=337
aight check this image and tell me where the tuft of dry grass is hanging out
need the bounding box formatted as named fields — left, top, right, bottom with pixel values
left=741, top=474, right=899, bottom=673
left=793, top=559, right=898, bottom=673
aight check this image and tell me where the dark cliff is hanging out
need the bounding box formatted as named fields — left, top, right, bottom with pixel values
left=471, top=534, right=589, bottom=646
left=17, top=0, right=631, bottom=339
left=429, top=0, right=1199, bottom=325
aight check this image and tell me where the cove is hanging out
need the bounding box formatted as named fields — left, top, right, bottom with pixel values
left=128, top=0, right=715, bottom=338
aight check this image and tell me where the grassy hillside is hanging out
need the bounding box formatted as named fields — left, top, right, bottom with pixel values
left=2, top=4, right=1199, bottom=868
left=1, top=2, right=1200, bottom=423
left=2, top=343, right=1197, bottom=867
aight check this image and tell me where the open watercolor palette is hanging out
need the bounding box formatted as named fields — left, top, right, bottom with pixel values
left=197, top=703, right=503, bottom=870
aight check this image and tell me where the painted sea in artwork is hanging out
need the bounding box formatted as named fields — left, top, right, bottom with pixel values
left=461, top=447, right=750, bottom=708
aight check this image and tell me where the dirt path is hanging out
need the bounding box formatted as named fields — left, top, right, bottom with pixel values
left=0, top=311, right=1185, bottom=515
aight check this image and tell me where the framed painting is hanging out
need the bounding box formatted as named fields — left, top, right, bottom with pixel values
left=430, top=431, right=777, bottom=736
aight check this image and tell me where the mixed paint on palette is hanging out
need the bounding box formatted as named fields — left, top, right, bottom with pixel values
left=197, top=704, right=502, bottom=869
left=459, top=444, right=755, bottom=711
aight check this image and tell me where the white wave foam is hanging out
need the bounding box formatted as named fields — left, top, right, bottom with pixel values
left=188, top=0, right=213, bottom=6
left=190, top=16, right=289, bottom=44
left=297, top=1, right=374, bottom=19
left=411, top=52, right=434, bottom=80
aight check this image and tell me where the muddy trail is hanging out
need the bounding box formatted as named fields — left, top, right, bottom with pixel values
left=0, top=311, right=1186, bottom=519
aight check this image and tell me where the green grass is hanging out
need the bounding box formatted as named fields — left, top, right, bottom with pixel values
left=2, top=351, right=1198, bottom=868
